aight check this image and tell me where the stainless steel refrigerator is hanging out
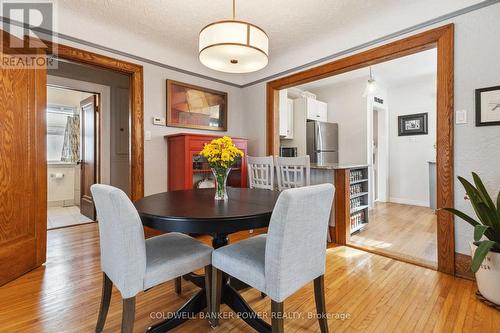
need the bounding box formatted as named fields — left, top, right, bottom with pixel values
left=306, top=121, right=339, bottom=164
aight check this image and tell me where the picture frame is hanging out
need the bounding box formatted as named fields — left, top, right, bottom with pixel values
left=475, top=85, right=500, bottom=126
left=166, top=80, right=228, bottom=131
left=398, top=112, right=428, bottom=136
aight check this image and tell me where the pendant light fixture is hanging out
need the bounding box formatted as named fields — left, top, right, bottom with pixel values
left=199, top=0, right=269, bottom=73
left=363, top=66, right=377, bottom=97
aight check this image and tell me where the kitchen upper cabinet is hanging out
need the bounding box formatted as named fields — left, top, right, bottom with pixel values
left=306, top=98, right=327, bottom=122
left=284, top=99, right=294, bottom=139
left=279, top=90, right=294, bottom=139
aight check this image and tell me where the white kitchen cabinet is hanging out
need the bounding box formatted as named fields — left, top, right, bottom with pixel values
left=284, top=99, right=294, bottom=139
left=279, top=89, right=288, bottom=136
left=279, top=89, right=294, bottom=139
left=306, top=98, right=328, bottom=122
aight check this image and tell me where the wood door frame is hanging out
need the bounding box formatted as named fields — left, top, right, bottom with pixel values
left=266, top=24, right=455, bottom=274
left=50, top=42, right=145, bottom=201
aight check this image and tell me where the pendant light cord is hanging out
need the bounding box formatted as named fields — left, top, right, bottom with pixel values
left=232, top=0, right=236, bottom=20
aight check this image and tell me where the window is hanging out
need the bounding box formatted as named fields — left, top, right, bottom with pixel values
left=47, top=105, right=78, bottom=162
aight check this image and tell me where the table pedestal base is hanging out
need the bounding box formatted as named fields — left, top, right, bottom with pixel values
left=145, top=233, right=271, bottom=333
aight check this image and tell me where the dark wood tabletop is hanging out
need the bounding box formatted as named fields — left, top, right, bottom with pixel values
left=134, top=187, right=281, bottom=235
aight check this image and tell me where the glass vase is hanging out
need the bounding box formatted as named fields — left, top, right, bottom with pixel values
left=211, top=167, right=230, bottom=201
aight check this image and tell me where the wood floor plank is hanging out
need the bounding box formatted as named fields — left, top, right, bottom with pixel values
left=0, top=223, right=498, bottom=333
left=349, top=202, right=437, bottom=267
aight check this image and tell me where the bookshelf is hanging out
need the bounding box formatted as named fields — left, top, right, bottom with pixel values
left=349, top=167, right=369, bottom=234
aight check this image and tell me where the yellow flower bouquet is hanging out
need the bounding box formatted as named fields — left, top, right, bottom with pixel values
left=199, top=136, right=244, bottom=200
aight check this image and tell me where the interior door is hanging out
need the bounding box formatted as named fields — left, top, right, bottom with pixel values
left=0, top=33, right=47, bottom=286
left=80, top=96, right=97, bottom=220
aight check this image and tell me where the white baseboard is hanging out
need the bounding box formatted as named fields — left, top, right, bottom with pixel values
left=389, top=197, right=429, bottom=207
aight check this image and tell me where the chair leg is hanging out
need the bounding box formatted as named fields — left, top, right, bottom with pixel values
left=121, top=297, right=136, bottom=333
left=271, top=300, right=284, bottom=333
left=211, top=267, right=223, bottom=327
left=204, top=265, right=212, bottom=318
left=95, top=273, right=112, bottom=333
left=175, top=276, right=182, bottom=295
left=314, top=275, right=329, bottom=333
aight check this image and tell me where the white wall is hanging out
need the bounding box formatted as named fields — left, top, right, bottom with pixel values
left=387, top=74, right=437, bottom=207
left=311, top=78, right=368, bottom=165
left=241, top=4, right=500, bottom=255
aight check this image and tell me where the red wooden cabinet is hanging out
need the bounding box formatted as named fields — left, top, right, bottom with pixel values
left=166, top=133, right=248, bottom=191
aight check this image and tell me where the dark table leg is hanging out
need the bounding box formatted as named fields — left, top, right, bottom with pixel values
left=221, top=283, right=271, bottom=333
left=146, top=290, right=207, bottom=333
left=147, top=233, right=268, bottom=332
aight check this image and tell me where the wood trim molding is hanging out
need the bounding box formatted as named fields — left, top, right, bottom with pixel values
left=266, top=24, right=455, bottom=275
left=52, top=43, right=145, bottom=201
left=455, top=252, right=474, bottom=280
left=34, top=50, right=48, bottom=266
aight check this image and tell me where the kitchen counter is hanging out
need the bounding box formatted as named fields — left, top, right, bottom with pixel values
left=311, top=163, right=370, bottom=170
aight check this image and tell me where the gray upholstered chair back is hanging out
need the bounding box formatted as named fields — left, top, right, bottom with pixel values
left=264, top=183, right=334, bottom=302
left=274, top=156, right=311, bottom=191
left=91, top=184, right=147, bottom=298
left=247, top=156, right=274, bottom=190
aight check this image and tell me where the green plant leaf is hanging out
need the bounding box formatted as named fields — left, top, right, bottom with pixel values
left=474, top=225, right=490, bottom=242
left=471, top=240, right=496, bottom=273
left=459, top=177, right=493, bottom=228
left=441, top=208, right=480, bottom=227
left=472, top=172, right=496, bottom=211
left=477, top=202, right=498, bottom=233
left=458, top=177, right=484, bottom=212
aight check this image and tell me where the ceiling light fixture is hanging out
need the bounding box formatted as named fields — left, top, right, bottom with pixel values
left=363, top=66, right=377, bottom=96
left=199, top=0, right=269, bottom=73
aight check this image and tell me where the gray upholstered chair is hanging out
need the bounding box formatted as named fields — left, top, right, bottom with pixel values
left=91, top=184, right=213, bottom=333
left=248, top=156, right=275, bottom=190
left=274, top=156, right=311, bottom=191
left=211, top=184, right=335, bottom=333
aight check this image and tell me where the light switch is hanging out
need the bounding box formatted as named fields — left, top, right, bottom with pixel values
left=456, top=110, right=467, bottom=124
left=153, top=117, right=166, bottom=126
left=145, top=130, right=152, bottom=141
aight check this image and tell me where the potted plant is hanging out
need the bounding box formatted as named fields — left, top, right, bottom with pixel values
left=199, top=136, right=244, bottom=201
left=443, top=172, right=500, bottom=305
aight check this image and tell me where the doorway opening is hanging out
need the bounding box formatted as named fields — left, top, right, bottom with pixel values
left=267, top=25, right=454, bottom=274
left=46, top=59, right=132, bottom=230
left=47, top=86, right=98, bottom=229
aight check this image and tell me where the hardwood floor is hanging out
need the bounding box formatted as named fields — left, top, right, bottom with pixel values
left=349, top=202, right=437, bottom=268
left=1, top=223, right=498, bottom=332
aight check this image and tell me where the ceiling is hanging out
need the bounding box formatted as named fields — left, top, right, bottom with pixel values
left=296, top=48, right=437, bottom=91
left=56, top=0, right=484, bottom=85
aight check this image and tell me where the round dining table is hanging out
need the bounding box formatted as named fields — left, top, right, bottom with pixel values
left=134, top=187, right=281, bottom=333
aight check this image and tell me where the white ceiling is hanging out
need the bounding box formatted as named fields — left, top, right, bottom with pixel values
left=296, top=48, right=437, bottom=91
left=56, top=0, right=483, bottom=85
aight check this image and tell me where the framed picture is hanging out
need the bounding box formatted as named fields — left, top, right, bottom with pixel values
left=476, top=86, right=500, bottom=126
left=166, top=80, right=227, bottom=131
left=398, top=113, right=428, bottom=136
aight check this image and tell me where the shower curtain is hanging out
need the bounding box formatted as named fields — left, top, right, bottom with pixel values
left=61, top=115, right=80, bottom=163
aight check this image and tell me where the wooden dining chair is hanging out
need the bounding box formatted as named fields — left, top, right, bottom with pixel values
left=274, top=156, right=311, bottom=191
left=91, top=184, right=213, bottom=333
left=210, top=184, right=335, bottom=333
left=248, top=156, right=275, bottom=190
